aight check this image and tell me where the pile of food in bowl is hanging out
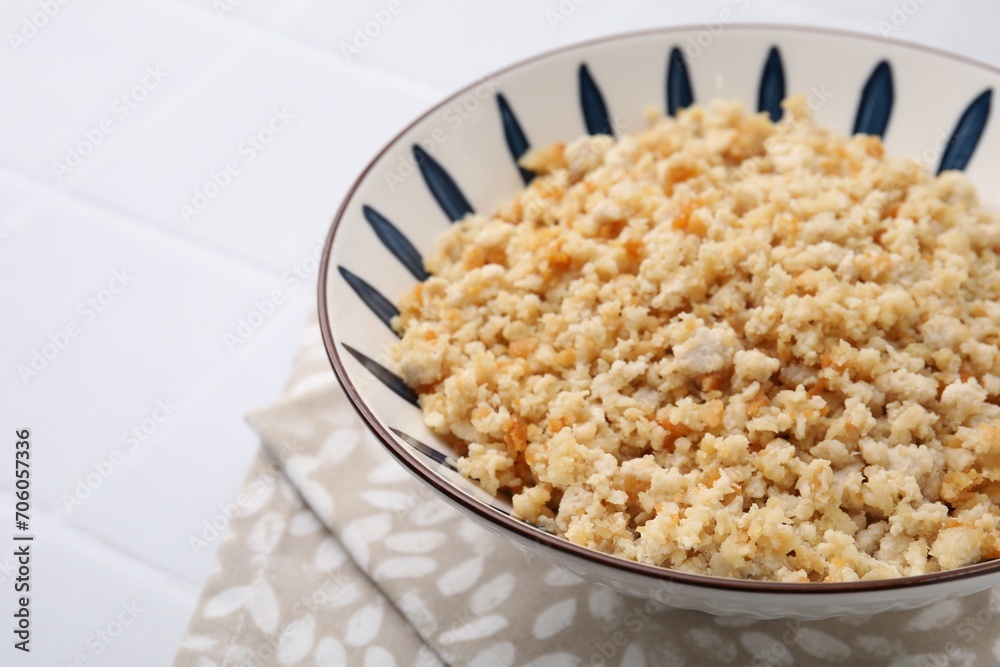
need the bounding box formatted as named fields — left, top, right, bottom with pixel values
left=389, top=95, right=1000, bottom=583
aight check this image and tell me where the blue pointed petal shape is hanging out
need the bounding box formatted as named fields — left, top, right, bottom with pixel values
left=343, top=344, right=418, bottom=406
left=390, top=428, right=457, bottom=471
left=413, top=145, right=474, bottom=222
left=666, top=47, right=695, bottom=117
left=938, top=89, right=992, bottom=173
left=853, top=61, right=894, bottom=137
left=758, top=46, right=785, bottom=122
left=578, top=64, right=614, bottom=136
left=338, top=266, right=400, bottom=336
left=362, top=205, right=429, bottom=281
left=496, top=93, right=535, bottom=184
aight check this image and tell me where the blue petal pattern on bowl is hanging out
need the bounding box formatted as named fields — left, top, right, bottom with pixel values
left=578, top=63, right=614, bottom=136
left=390, top=428, right=458, bottom=472
left=337, top=266, right=399, bottom=335
left=496, top=93, right=536, bottom=184
left=854, top=61, right=894, bottom=137
left=758, top=46, right=785, bottom=122
left=413, top=144, right=474, bottom=222
left=666, top=47, right=695, bottom=116
left=342, top=343, right=418, bottom=406
left=938, top=89, right=993, bottom=173
left=342, top=46, right=995, bottom=481
left=362, top=205, right=429, bottom=281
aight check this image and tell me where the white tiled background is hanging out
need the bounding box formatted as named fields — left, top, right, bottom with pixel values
left=0, top=1, right=996, bottom=665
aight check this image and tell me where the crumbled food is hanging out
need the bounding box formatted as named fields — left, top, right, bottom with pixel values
left=390, top=96, right=1000, bottom=582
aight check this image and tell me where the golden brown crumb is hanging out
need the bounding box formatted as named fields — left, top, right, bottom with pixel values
left=391, top=96, right=1000, bottom=582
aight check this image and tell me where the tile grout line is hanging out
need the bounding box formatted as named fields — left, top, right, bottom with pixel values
left=0, top=1, right=445, bottom=284
left=61, top=522, right=204, bottom=599
left=0, top=485, right=202, bottom=595
left=1, top=0, right=330, bottom=595
left=0, top=163, right=281, bottom=283
left=0, top=302, right=310, bottom=592
left=55, top=301, right=311, bottom=580
left=26, top=33, right=262, bottom=187
left=0, top=17, right=292, bottom=280
left=132, top=0, right=448, bottom=101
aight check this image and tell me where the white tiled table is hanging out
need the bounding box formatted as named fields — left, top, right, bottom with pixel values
left=0, top=1, right=996, bottom=665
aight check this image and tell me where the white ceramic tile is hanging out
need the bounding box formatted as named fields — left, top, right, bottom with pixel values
left=0, top=0, right=247, bottom=182
left=66, top=299, right=310, bottom=584
left=74, top=43, right=437, bottom=273
left=894, top=0, right=1000, bottom=67
left=282, top=0, right=626, bottom=91
left=0, top=202, right=272, bottom=512
left=0, top=501, right=196, bottom=666
left=598, top=0, right=844, bottom=32
left=154, top=0, right=314, bottom=28
left=0, top=0, right=84, bottom=39
left=597, top=0, right=1000, bottom=70
left=0, top=174, right=36, bottom=231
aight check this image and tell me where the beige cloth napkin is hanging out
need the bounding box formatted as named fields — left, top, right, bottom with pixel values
left=174, top=316, right=1000, bottom=667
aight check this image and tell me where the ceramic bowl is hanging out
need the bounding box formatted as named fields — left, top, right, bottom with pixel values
left=318, top=25, right=1000, bottom=619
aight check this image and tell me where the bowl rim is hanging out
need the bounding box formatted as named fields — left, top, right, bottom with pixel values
left=318, top=23, right=1000, bottom=594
